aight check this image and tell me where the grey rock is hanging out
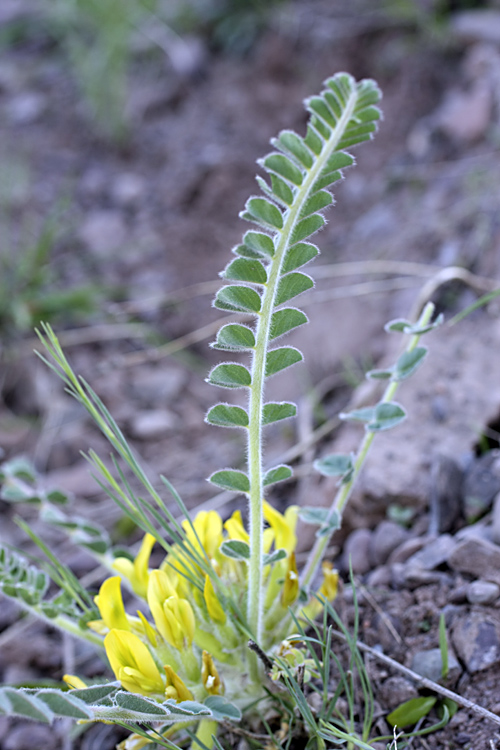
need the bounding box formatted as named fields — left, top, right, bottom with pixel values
left=451, top=10, right=500, bottom=45
left=455, top=520, right=492, bottom=544
left=378, top=676, right=418, bottom=709
left=6, top=92, right=47, bottom=125
left=452, top=610, right=500, bottom=673
left=448, top=538, right=500, bottom=585
left=341, top=528, right=372, bottom=575
left=128, top=409, right=177, bottom=440
left=429, top=454, right=463, bottom=534
left=404, top=534, right=456, bottom=570
left=463, top=449, right=500, bottom=521
left=111, top=172, right=146, bottom=208
left=436, top=81, right=492, bottom=144
left=366, top=565, right=391, bottom=588
left=411, top=647, right=461, bottom=685
left=370, top=520, right=410, bottom=566
left=492, top=491, right=500, bottom=545
left=79, top=210, right=127, bottom=256
left=388, top=536, right=427, bottom=565
left=466, top=580, right=500, bottom=605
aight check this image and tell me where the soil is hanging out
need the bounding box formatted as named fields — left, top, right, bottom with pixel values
left=1, top=1, right=500, bottom=748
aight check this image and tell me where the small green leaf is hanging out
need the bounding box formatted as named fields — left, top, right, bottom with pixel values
left=207, top=363, right=252, bottom=389
left=37, top=690, right=92, bottom=720
left=270, top=308, right=308, bottom=340
left=263, top=549, right=287, bottom=566
left=356, top=106, right=381, bottom=123
left=366, top=368, right=392, bottom=380
left=265, top=347, right=303, bottom=377
left=393, top=347, right=428, bottom=380
left=209, top=470, right=250, bottom=493
left=323, top=90, right=342, bottom=119
left=262, top=402, right=296, bottom=425
left=220, top=540, right=250, bottom=561
left=384, top=315, right=444, bottom=335
left=0, top=689, right=53, bottom=723
left=244, top=197, right=283, bottom=230
left=384, top=318, right=412, bottom=333
left=313, top=454, right=354, bottom=477
left=262, top=153, right=304, bottom=186
left=317, top=512, right=342, bottom=537
left=307, top=96, right=337, bottom=127
left=263, top=465, right=292, bottom=486
left=304, top=124, right=323, bottom=155
left=300, top=190, right=333, bottom=218
left=275, top=272, right=314, bottom=306
left=339, top=406, right=375, bottom=423
left=45, top=489, right=69, bottom=505
left=290, top=214, right=325, bottom=244
left=243, top=230, right=274, bottom=258
left=115, top=692, right=171, bottom=716
left=275, top=131, right=313, bottom=169
left=212, top=324, right=255, bottom=351
left=214, top=285, right=261, bottom=313
left=387, top=696, right=437, bottom=729
left=282, top=242, right=319, bottom=273
left=313, top=170, right=342, bottom=192
left=299, top=507, right=330, bottom=525
left=69, top=684, right=118, bottom=704
left=323, top=151, right=354, bottom=173
left=204, top=695, right=242, bottom=722
left=367, top=402, right=406, bottom=432
left=222, top=258, right=267, bottom=284
left=205, top=404, right=249, bottom=429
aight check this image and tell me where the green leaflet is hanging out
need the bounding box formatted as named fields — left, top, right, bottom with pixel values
left=274, top=130, right=314, bottom=169
left=209, top=470, right=250, bottom=493
left=242, top=197, right=283, bottom=230
left=214, top=285, right=261, bottom=313
left=207, top=363, right=252, bottom=389
left=282, top=242, right=319, bottom=273
left=290, top=214, right=325, bottom=244
left=211, top=324, right=255, bottom=351
left=220, top=540, right=251, bottom=561
left=263, top=465, right=292, bottom=486
left=223, top=258, right=267, bottom=285
left=262, top=153, right=304, bottom=186
left=206, top=404, right=249, bottom=428
left=262, top=402, right=296, bottom=425
left=265, top=347, right=303, bottom=377
left=269, top=308, right=308, bottom=339
left=275, top=272, right=314, bottom=306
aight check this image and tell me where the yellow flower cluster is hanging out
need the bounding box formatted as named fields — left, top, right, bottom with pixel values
left=86, top=505, right=338, bottom=705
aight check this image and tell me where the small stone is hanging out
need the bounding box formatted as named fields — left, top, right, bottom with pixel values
left=341, top=528, right=372, bottom=575
left=466, top=580, right=500, bottom=605
left=79, top=210, right=127, bottom=256
left=448, top=538, right=500, bottom=585
left=111, top=173, right=146, bottom=208
left=370, top=520, right=410, bottom=566
left=436, top=81, right=492, bottom=144
left=128, top=366, right=186, bottom=407
left=6, top=92, right=47, bottom=125
left=448, top=585, right=468, bottom=604
left=378, top=676, right=418, bottom=709
left=452, top=610, right=500, bottom=673
left=428, top=454, right=463, bottom=534
left=404, top=534, right=456, bottom=570
left=463, top=449, right=500, bottom=521
left=128, top=409, right=177, bottom=440
left=411, top=647, right=461, bottom=685
left=451, top=10, right=500, bottom=45
left=366, top=565, right=391, bottom=587
left=388, top=536, right=427, bottom=565
left=491, top=491, right=500, bottom=545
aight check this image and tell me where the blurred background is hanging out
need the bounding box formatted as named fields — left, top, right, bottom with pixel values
left=1, top=1, right=500, bottom=745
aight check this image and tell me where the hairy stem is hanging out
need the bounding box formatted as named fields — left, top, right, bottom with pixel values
left=246, top=89, right=359, bottom=664
left=300, top=302, right=435, bottom=589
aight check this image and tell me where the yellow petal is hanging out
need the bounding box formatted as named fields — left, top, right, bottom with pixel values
left=137, top=610, right=157, bottom=647
left=182, top=511, right=223, bottom=560
left=263, top=503, right=299, bottom=553
left=201, top=651, right=223, bottom=695
left=204, top=575, right=226, bottom=625
left=94, top=576, right=131, bottom=632
left=113, top=533, right=156, bottom=598
left=224, top=510, right=249, bottom=544
left=104, top=629, right=164, bottom=695
left=281, top=552, right=299, bottom=607
left=164, top=665, right=193, bottom=702
left=63, top=674, right=87, bottom=690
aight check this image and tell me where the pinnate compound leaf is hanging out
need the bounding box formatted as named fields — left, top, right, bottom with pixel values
left=270, top=308, right=308, bottom=340
left=282, top=242, right=319, bottom=273
left=220, top=540, right=251, bottom=561
left=262, top=153, right=304, bottom=186
left=265, top=347, right=303, bottom=377
left=262, top=402, right=296, bottom=425
left=204, top=695, right=242, bottom=722
left=214, top=285, right=261, bottom=313
left=222, top=258, right=267, bottom=284
left=263, top=464, right=293, bottom=487
left=387, top=696, right=437, bottom=729
left=243, top=197, right=283, bottom=229
left=206, top=404, right=249, bottom=428
left=367, top=402, right=406, bottom=432
left=212, top=324, right=255, bottom=351
left=290, top=214, right=325, bottom=244
left=313, top=454, right=354, bottom=477
left=275, top=272, right=314, bottom=306
left=207, top=363, right=251, bottom=389
left=274, top=131, right=313, bottom=169
left=393, top=346, right=428, bottom=380
left=209, top=470, right=250, bottom=493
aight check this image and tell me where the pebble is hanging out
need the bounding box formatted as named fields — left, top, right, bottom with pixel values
left=452, top=610, right=500, bottom=673
left=128, top=366, right=186, bottom=407
left=388, top=536, right=427, bottom=565
left=491, top=491, right=500, bottom=545
left=463, top=449, right=500, bottom=521
left=436, top=81, right=492, bottom=144
left=410, top=647, right=461, bottom=685
left=378, top=676, right=418, bottom=709
left=79, top=210, right=127, bottom=257
left=466, top=580, right=500, bottom=605
left=428, top=454, right=463, bottom=534
left=448, top=538, right=500, bottom=585
left=341, top=528, right=372, bottom=575
left=370, top=520, right=410, bottom=567
left=366, top=565, right=391, bottom=588
left=111, top=173, right=146, bottom=209
left=128, top=409, right=177, bottom=440
left=404, top=534, right=456, bottom=571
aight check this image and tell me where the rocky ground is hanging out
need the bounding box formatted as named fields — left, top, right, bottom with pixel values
left=1, top=1, right=500, bottom=748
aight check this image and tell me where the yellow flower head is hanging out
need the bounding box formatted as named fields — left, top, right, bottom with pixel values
left=90, top=576, right=131, bottom=633
left=149, top=589, right=195, bottom=651
left=202, top=651, right=223, bottom=695
left=204, top=575, right=226, bottom=625
left=113, top=533, right=156, bottom=599
left=263, top=503, right=299, bottom=553
left=104, top=629, right=164, bottom=696
left=164, top=665, right=193, bottom=702
left=281, top=552, right=299, bottom=607
left=182, top=511, right=222, bottom=561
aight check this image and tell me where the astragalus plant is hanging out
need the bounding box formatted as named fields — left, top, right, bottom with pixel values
left=0, top=73, right=440, bottom=749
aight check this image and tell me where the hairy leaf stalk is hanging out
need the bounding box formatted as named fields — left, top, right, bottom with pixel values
left=247, top=94, right=360, bottom=650
left=301, top=302, right=435, bottom=589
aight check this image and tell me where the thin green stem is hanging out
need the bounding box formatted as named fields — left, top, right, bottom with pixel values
left=300, top=302, right=435, bottom=589
left=246, top=91, right=359, bottom=667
